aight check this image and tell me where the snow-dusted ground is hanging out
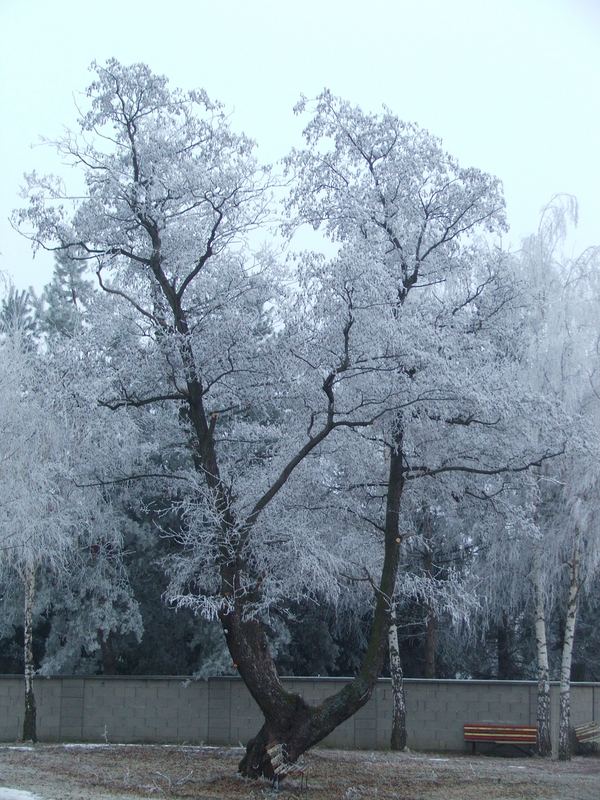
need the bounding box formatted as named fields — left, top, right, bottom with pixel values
left=0, top=742, right=598, bottom=799
left=0, top=791, right=43, bottom=800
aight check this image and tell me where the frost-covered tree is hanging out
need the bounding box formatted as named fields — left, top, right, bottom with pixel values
left=0, top=339, right=95, bottom=738
left=0, top=287, right=37, bottom=342
left=0, top=338, right=71, bottom=739
left=277, top=92, right=559, bottom=768
left=0, top=316, right=140, bottom=737
left=16, top=66, right=559, bottom=777
left=520, top=198, right=600, bottom=759
left=464, top=198, right=600, bottom=758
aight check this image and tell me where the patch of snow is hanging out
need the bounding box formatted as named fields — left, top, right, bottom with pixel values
left=62, top=743, right=113, bottom=749
left=62, top=743, right=157, bottom=749
left=0, top=748, right=35, bottom=752
left=0, top=789, right=46, bottom=800
left=60, top=742, right=244, bottom=752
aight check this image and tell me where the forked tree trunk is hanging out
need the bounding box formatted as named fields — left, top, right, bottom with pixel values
left=22, top=563, right=37, bottom=742
left=388, top=604, right=407, bottom=750
left=558, top=533, right=580, bottom=761
left=532, top=560, right=551, bottom=757
left=225, top=441, right=405, bottom=779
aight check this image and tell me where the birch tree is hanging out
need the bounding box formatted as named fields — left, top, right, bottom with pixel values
left=522, top=199, right=600, bottom=759
left=16, top=66, right=559, bottom=777
left=388, top=604, right=407, bottom=750
left=0, top=322, right=137, bottom=737
left=0, top=339, right=81, bottom=737
left=468, top=198, right=600, bottom=758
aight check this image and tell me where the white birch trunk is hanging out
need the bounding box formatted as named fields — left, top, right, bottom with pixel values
left=558, top=532, right=581, bottom=761
left=532, top=558, right=551, bottom=756
left=22, top=563, right=37, bottom=742
left=388, top=604, right=407, bottom=751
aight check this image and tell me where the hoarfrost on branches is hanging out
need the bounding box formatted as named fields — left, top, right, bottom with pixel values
left=13, top=62, right=572, bottom=776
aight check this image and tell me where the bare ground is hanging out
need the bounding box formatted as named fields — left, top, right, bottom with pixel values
left=0, top=743, right=598, bottom=800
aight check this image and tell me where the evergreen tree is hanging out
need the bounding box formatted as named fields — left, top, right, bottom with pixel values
left=0, top=287, right=37, bottom=342
left=33, top=253, right=94, bottom=338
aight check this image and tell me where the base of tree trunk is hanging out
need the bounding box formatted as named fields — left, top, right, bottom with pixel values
left=558, top=691, right=571, bottom=761
left=238, top=705, right=313, bottom=780
left=389, top=675, right=407, bottom=751
left=390, top=716, right=407, bottom=751
left=237, top=698, right=333, bottom=780
left=238, top=724, right=314, bottom=781
left=536, top=684, right=551, bottom=757
left=238, top=724, right=275, bottom=779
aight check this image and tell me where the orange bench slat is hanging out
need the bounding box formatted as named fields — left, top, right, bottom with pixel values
left=464, top=723, right=537, bottom=743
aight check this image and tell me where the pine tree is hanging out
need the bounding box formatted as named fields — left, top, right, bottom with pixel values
left=34, top=253, right=94, bottom=338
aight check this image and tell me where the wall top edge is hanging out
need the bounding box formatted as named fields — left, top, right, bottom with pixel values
left=0, top=675, right=598, bottom=688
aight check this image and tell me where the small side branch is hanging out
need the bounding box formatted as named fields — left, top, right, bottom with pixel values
left=99, top=391, right=187, bottom=410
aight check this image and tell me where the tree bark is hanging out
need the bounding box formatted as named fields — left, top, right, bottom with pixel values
left=228, top=436, right=405, bottom=779
left=22, top=563, right=37, bottom=743
left=388, top=604, right=407, bottom=750
left=533, top=559, right=551, bottom=757
left=558, top=532, right=580, bottom=761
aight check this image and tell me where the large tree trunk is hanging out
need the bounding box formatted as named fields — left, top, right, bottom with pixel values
left=225, top=439, right=405, bottom=779
left=532, top=559, right=551, bottom=757
left=22, top=563, right=37, bottom=742
left=388, top=604, right=407, bottom=751
left=558, top=533, right=580, bottom=761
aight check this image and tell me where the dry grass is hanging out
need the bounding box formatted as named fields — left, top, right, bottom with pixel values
left=0, top=743, right=598, bottom=800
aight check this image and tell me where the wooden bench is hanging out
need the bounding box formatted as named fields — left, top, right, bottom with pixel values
left=464, top=723, right=537, bottom=755
left=574, top=722, right=600, bottom=746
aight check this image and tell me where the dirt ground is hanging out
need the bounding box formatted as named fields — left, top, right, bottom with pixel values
left=0, top=743, right=598, bottom=800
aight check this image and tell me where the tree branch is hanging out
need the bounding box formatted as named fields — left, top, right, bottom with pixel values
left=406, top=448, right=564, bottom=480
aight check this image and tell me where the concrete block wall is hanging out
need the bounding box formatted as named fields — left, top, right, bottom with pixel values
left=0, top=675, right=597, bottom=753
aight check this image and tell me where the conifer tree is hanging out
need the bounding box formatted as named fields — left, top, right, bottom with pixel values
left=33, top=253, right=94, bottom=338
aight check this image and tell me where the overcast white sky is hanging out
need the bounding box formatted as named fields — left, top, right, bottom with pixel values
left=1, top=0, right=599, bottom=291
